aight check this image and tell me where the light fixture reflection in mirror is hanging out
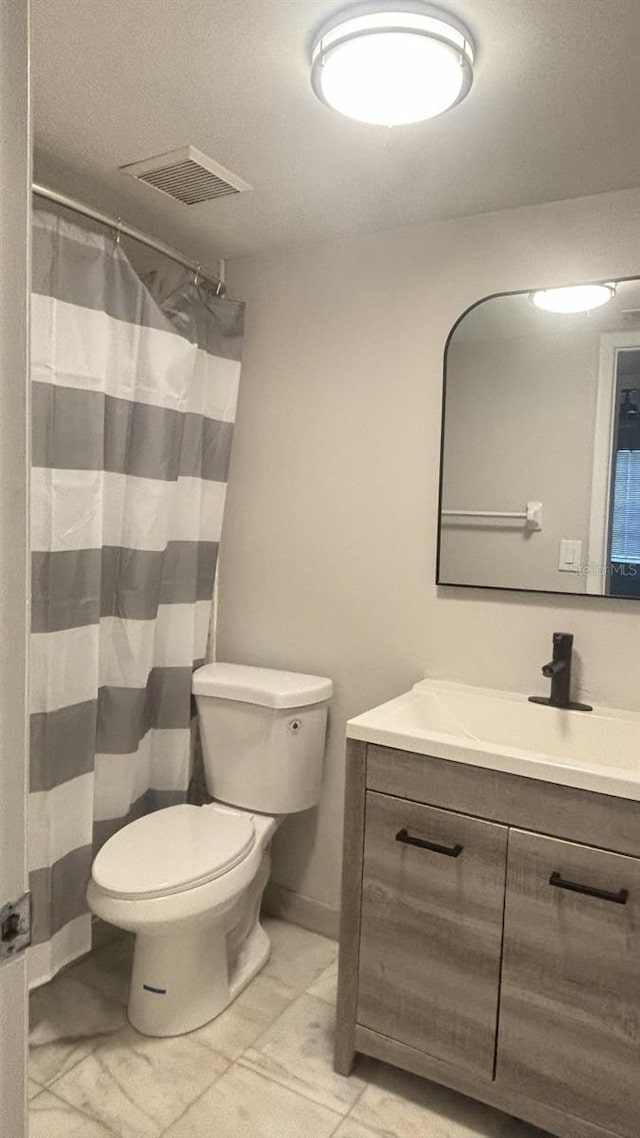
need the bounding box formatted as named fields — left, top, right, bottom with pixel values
left=531, top=282, right=616, bottom=313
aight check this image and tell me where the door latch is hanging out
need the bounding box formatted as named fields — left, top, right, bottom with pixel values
left=0, top=893, right=31, bottom=959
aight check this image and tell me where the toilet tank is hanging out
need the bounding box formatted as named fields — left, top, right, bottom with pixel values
left=192, top=663, right=333, bottom=814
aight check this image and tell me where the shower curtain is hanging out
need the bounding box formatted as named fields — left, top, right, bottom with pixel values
left=28, top=210, right=244, bottom=986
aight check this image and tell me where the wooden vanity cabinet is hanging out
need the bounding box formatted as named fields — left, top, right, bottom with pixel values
left=335, top=740, right=640, bottom=1138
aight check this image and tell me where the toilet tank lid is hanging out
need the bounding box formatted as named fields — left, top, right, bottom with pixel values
left=192, top=663, right=333, bottom=708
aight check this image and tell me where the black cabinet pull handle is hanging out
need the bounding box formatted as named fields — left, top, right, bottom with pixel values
left=395, top=828, right=463, bottom=858
left=549, top=871, right=628, bottom=906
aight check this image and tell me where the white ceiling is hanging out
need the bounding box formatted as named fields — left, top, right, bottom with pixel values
left=32, top=0, right=640, bottom=268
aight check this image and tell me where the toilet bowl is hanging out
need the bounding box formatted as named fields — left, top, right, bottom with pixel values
left=88, top=803, right=278, bottom=1036
left=87, top=663, right=332, bottom=1037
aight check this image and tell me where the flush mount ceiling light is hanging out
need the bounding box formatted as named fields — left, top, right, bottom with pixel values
left=310, top=6, right=475, bottom=126
left=531, top=283, right=616, bottom=314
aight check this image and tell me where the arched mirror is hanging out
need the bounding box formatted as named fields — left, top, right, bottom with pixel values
left=437, top=278, right=640, bottom=598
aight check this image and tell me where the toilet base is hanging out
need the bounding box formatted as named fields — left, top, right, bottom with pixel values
left=128, top=919, right=271, bottom=1037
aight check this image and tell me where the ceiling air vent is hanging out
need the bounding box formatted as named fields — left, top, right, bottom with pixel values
left=120, top=145, right=251, bottom=206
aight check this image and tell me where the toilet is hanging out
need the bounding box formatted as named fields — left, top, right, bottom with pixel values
left=86, top=662, right=333, bottom=1037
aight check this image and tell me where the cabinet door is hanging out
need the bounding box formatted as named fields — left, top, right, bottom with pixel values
left=497, top=829, right=640, bottom=1137
left=357, top=791, right=508, bottom=1079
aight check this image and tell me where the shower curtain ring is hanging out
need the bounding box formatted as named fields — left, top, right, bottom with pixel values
left=114, top=217, right=122, bottom=246
left=194, top=263, right=201, bottom=287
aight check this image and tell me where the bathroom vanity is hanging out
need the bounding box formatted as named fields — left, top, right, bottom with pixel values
left=335, top=681, right=640, bottom=1138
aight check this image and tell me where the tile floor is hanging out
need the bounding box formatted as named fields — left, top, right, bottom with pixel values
left=29, top=918, right=551, bottom=1138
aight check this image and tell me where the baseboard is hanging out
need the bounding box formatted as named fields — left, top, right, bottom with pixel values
left=262, top=881, right=340, bottom=941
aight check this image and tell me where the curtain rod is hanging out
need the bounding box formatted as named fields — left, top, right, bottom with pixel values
left=32, top=183, right=225, bottom=295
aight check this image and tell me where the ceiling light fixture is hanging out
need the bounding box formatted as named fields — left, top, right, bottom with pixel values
left=310, top=5, right=475, bottom=126
left=531, top=283, right=616, bottom=314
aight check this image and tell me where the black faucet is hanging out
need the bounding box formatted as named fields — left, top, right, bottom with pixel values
left=528, top=632, right=592, bottom=712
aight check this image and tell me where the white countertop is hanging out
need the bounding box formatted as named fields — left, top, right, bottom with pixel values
left=347, top=678, right=640, bottom=802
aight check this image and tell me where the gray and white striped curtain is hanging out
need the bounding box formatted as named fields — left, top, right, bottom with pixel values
left=28, top=211, right=243, bottom=987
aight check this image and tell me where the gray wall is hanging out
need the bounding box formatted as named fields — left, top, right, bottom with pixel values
left=440, top=328, right=600, bottom=592
left=220, top=185, right=640, bottom=930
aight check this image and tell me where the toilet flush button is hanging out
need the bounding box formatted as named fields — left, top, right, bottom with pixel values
left=288, top=718, right=303, bottom=733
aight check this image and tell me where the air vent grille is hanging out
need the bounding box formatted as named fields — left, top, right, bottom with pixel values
left=120, top=146, right=251, bottom=206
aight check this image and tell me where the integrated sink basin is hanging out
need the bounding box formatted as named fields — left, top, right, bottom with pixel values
left=347, top=678, right=640, bottom=800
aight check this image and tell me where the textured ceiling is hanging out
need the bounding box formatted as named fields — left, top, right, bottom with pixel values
left=32, top=0, right=640, bottom=268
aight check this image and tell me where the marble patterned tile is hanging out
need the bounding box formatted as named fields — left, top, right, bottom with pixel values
left=348, top=1060, right=508, bottom=1138
left=28, top=919, right=546, bottom=1138
left=163, top=1061, right=342, bottom=1138
left=332, top=1119, right=386, bottom=1138
left=29, top=973, right=126, bottom=1086
left=193, top=970, right=293, bottom=1060
left=29, top=1089, right=117, bottom=1138
left=240, top=993, right=365, bottom=1115
left=66, top=933, right=134, bottom=1008
left=49, top=1023, right=229, bottom=1138
left=307, top=959, right=338, bottom=1005
left=261, top=917, right=338, bottom=996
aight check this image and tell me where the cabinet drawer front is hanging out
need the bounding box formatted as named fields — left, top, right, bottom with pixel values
left=357, top=791, right=508, bottom=1079
left=497, top=830, right=640, bottom=1137
left=366, top=745, right=640, bottom=858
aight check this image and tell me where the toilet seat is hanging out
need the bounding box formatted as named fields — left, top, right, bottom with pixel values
left=92, top=804, right=256, bottom=900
